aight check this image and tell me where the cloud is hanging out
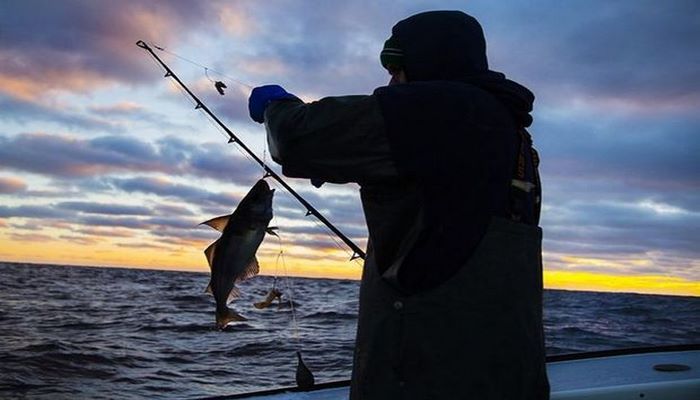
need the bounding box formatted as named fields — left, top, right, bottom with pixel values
left=57, top=201, right=152, bottom=216
left=89, top=102, right=145, bottom=116
left=58, top=234, right=100, bottom=246
left=0, top=205, right=71, bottom=219
left=534, top=111, right=700, bottom=200
left=0, top=132, right=261, bottom=182
left=157, top=137, right=262, bottom=182
left=152, top=203, right=197, bottom=217
left=146, top=216, right=202, bottom=230
left=151, top=226, right=217, bottom=246
left=77, top=215, right=151, bottom=230
left=0, top=133, right=165, bottom=177
left=0, top=0, right=220, bottom=102
left=273, top=187, right=365, bottom=225
left=74, top=227, right=136, bottom=238
left=9, top=233, right=54, bottom=242
left=541, top=197, right=700, bottom=279
left=471, top=0, right=700, bottom=113
left=0, top=1, right=697, bottom=287
left=0, top=176, right=27, bottom=194
left=115, top=242, right=174, bottom=250
left=0, top=95, right=124, bottom=133
left=85, top=100, right=194, bottom=133
left=172, top=1, right=396, bottom=99
left=108, top=176, right=239, bottom=208
left=190, top=80, right=253, bottom=123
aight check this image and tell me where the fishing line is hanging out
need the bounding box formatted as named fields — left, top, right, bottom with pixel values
left=165, top=69, right=272, bottom=179
left=145, top=42, right=262, bottom=168
left=261, top=147, right=269, bottom=179
left=273, top=235, right=316, bottom=388
left=146, top=44, right=279, bottom=194
left=149, top=41, right=254, bottom=90
left=147, top=43, right=286, bottom=190
left=151, top=54, right=246, bottom=160
left=137, top=39, right=367, bottom=261
left=266, top=203, right=282, bottom=292
left=204, top=67, right=215, bottom=83
left=154, top=51, right=363, bottom=269
left=277, top=238, right=302, bottom=348
left=147, top=42, right=269, bottom=180
left=309, top=217, right=364, bottom=266
left=181, top=67, right=271, bottom=180
left=267, top=232, right=301, bottom=345
left=187, top=96, right=271, bottom=177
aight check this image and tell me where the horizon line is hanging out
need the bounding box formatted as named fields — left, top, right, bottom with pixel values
left=2, top=259, right=697, bottom=298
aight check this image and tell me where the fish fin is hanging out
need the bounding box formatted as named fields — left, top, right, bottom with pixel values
left=200, top=215, right=231, bottom=232
left=266, top=227, right=279, bottom=237
left=204, top=239, right=219, bottom=268
left=226, top=287, right=242, bottom=304
left=238, top=256, right=260, bottom=281
left=216, top=307, right=247, bottom=328
left=205, top=281, right=213, bottom=294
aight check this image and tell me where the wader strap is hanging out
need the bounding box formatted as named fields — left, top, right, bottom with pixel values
left=508, top=128, right=541, bottom=224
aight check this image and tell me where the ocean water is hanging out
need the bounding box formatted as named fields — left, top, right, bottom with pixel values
left=0, top=262, right=698, bottom=399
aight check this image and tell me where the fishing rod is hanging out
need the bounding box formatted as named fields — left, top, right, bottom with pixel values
left=136, top=40, right=365, bottom=261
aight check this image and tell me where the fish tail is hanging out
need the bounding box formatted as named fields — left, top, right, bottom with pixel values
left=253, top=299, right=271, bottom=309
left=216, top=306, right=247, bottom=329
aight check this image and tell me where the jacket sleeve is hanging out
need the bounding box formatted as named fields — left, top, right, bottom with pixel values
left=264, top=95, right=398, bottom=185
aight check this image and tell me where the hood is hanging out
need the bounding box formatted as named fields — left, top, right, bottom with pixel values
left=389, top=10, right=488, bottom=81
left=465, top=71, right=535, bottom=127
left=387, top=10, right=535, bottom=127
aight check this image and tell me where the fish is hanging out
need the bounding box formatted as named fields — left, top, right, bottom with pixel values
left=200, top=179, right=276, bottom=329
left=253, top=288, right=283, bottom=309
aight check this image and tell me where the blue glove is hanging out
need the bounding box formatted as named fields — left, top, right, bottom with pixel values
left=248, top=85, right=298, bottom=123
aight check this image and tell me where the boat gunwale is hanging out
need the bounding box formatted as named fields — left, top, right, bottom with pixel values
left=198, top=343, right=700, bottom=400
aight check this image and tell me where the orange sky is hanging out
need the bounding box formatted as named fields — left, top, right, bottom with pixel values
left=1, top=231, right=697, bottom=297
left=0, top=1, right=698, bottom=300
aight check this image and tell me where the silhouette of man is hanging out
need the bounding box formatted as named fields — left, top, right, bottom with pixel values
left=248, top=10, right=549, bottom=400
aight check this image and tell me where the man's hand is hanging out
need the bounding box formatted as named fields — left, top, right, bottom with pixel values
left=248, top=85, right=298, bottom=123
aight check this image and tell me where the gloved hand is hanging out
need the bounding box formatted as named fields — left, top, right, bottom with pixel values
left=248, top=85, right=298, bottom=123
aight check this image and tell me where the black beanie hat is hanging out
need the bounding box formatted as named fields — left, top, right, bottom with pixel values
left=381, top=10, right=489, bottom=81
left=380, top=36, right=404, bottom=69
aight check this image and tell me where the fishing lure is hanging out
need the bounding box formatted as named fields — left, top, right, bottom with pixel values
left=214, top=81, right=227, bottom=95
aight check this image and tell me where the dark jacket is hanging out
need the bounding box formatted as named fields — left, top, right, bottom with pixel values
left=264, top=10, right=548, bottom=400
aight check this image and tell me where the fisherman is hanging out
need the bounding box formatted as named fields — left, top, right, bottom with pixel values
left=248, top=10, right=549, bottom=400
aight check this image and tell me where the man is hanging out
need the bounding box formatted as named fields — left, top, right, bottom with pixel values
left=248, top=10, right=549, bottom=400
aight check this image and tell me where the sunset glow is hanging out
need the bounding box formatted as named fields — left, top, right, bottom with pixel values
left=0, top=1, right=697, bottom=297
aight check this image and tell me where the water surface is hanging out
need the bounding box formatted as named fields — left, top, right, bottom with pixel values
left=1, top=262, right=698, bottom=399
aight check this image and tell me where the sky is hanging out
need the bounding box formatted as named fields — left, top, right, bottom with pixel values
left=0, top=0, right=698, bottom=296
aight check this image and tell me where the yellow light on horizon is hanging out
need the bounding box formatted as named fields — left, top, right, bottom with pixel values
left=1, top=231, right=698, bottom=297
left=544, top=270, right=700, bottom=297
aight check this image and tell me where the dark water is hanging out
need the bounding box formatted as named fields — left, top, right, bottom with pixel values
left=0, top=262, right=698, bottom=399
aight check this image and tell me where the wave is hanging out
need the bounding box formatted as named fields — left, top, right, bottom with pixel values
left=1, top=263, right=698, bottom=400
left=137, top=323, right=218, bottom=333
left=302, top=311, right=357, bottom=320
left=169, top=294, right=209, bottom=303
